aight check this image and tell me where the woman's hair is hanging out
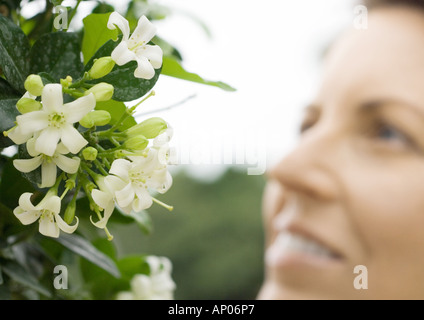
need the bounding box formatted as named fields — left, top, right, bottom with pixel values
left=362, top=0, right=424, bottom=9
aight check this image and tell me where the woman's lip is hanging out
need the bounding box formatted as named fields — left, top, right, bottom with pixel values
left=266, top=230, right=345, bottom=270
left=276, top=222, right=345, bottom=260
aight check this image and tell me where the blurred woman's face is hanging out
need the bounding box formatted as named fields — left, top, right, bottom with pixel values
left=259, top=7, right=424, bottom=299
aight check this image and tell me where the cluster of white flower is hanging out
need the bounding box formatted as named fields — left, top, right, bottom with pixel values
left=116, top=256, right=176, bottom=300
left=91, top=128, right=173, bottom=230
left=4, top=13, right=172, bottom=239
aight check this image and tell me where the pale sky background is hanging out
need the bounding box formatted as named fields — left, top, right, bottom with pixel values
left=20, top=0, right=359, bottom=181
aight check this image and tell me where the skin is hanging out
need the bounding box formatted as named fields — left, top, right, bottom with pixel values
left=258, top=7, right=424, bottom=300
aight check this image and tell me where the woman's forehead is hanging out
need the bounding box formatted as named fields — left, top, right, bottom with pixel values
left=317, top=7, right=424, bottom=107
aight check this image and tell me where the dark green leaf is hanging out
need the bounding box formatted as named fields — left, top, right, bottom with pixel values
left=95, top=100, right=136, bottom=131
left=0, top=15, right=29, bottom=93
left=0, top=98, right=19, bottom=148
left=0, top=15, right=30, bottom=93
left=30, top=32, right=84, bottom=82
left=0, top=157, right=35, bottom=209
left=54, top=233, right=121, bottom=278
left=2, top=260, right=52, bottom=297
left=82, top=13, right=118, bottom=64
left=162, top=56, right=236, bottom=92
left=85, top=37, right=161, bottom=102
left=0, top=77, right=21, bottom=99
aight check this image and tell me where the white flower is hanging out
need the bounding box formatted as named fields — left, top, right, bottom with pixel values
left=13, top=137, right=80, bottom=188
left=14, top=192, right=78, bottom=238
left=107, top=147, right=172, bottom=214
left=90, top=176, right=116, bottom=229
left=116, top=256, right=176, bottom=300
left=8, top=84, right=96, bottom=157
left=107, top=12, right=163, bottom=79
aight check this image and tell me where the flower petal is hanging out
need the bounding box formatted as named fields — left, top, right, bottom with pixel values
left=117, top=204, right=132, bottom=215
left=111, top=41, right=137, bottom=66
left=128, top=15, right=157, bottom=48
left=105, top=175, right=128, bottom=193
left=135, top=45, right=163, bottom=69
left=40, top=161, right=57, bottom=188
left=35, top=127, right=60, bottom=157
left=13, top=156, right=43, bottom=173
left=39, top=213, right=60, bottom=238
left=41, top=195, right=61, bottom=214
left=55, top=213, right=79, bottom=234
left=151, top=169, right=172, bottom=194
left=7, top=126, right=33, bottom=145
left=107, top=12, right=130, bottom=41
left=133, top=186, right=153, bottom=212
left=92, top=189, right=114, bottom=212
left=63, top=94, right=96, bottom=124
left=53, top=154, right=80, bottom=174
left=60, top=124, right=88, bottom=154
left=16, top=111, right=49, bottom=135
left=134, top=56, right=155, bottom=79
left=13, top=207, right=40, bottom=225
left=26, top=137, right=40, bottom=157
left=41, top=84, right=63, bottom=114
left=109, top=159, right=131, bottom=181
left=91, top=190, right=115, bottom=229
left=18, top=193, right=37, bottom=211
left=55, top=142, right=70, bottom=155
left=115, top=183, right=135, bottom=208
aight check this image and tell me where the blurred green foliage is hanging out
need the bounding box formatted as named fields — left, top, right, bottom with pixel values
left=111, top=167, right=266, bottom=300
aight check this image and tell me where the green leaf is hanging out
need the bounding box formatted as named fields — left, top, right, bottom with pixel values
left=30, top=32, right=84, bottom=82
left=117, top=255, right=149, bottom=281
left=0, top=98, right=20, bottom=148
left=0, top=78, right=21, bottom=99
left=82, top=13, right=118, bottom=64
left=162, top=56, right=236, bottom=92
left=2, top=260, right=52, bottom=297
left=132, top=210, right=153, bottom=235
left=0, top=157, right=35, bottom=209
left=95, top=100, right=136, bottom=131
left=0, top=16, right=30, bottom=93
left=54, top=233, right=121, bottom=278
left=85, top=37, right=161, bottom=102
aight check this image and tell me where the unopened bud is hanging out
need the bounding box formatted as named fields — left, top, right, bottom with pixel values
left=16, top=97, right=42, bottom=114
left=64, top=200, right=76, bottom=225
left=82, top=147, right=98, bottom=161
left=60, top=76, right=73, bottom=88
left=124, top=135, right=148, bottom=151
left=24, top=74, right=44, bottom=96
left=85, top=83, right=114, bottom=102
left=80, top=110, right=112, bottom=128
left=126, top=117, right=167, bottom=139
left=88, top=57, right=116, bottom=79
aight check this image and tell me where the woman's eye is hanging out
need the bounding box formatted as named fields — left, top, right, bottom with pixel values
left=378, top=125, right=407, bottom=141
left=374, top=123, right=414, bottom=148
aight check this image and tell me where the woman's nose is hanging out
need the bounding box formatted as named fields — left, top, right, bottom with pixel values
left=268, top=128, right=342, bottom=202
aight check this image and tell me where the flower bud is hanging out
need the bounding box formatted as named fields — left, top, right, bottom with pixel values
left=88, top=57, right=116, bottom=79
left=16, top=97, right=42, bottom=114
left=124, top=135, right=148, bottom=151
left=80, top=110, right=112, bottom=128
left=82, top=147, right=98, bottom=161
left=85, top=83, right=114, bottom=102
left=126, top=117, right=167, bottom=139
left=64, top=199, right=76, bottom=225
left=24, top=74, right=44, bottom=96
